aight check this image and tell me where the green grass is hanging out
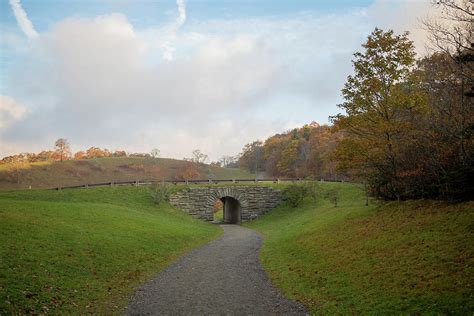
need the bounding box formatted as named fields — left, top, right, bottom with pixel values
left=214, top=209, right=223, bottom=222
left=207, top=166, right=254, bottom=179
left=0, top=186, right=222, bottom=314
left=245, top=182, right=474, bottom=314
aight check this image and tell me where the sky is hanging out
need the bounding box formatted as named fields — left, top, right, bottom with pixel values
left=0, top=0, right=437, bottom=161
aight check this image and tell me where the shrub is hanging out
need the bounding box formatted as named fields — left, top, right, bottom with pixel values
left=149, top=182, right=171, bottom=204
left=282, top=184, right=308, bottom=207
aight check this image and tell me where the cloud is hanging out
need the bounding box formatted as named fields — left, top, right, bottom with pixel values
left=3, top=13, right=279, bottom=159
left=9, top=0, right=38, bottom=39
left=1, top=2, right=434, bottom=160
left=176, top=0, right=186, bottom=27
left=161, top=0, right=187, bottom=61
left=0, top=95, right=26, bottom=128
left=30, top=14, right=275, bottom=116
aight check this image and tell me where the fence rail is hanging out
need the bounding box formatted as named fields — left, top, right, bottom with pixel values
left=53, top=178, right=346, bottom=190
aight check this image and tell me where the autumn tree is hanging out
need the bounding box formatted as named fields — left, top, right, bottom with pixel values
left=423, top=0, right=473, bottom=168
left=191, top=149, right=208, bottom=164
left=86, top=147, right=110, bottom=158
left=74, top=151, right=87, bottom=160
left=177, top=161, right=200, bottom=180
left=412, top=52, right=473, bottom=199
left=307, top=125, right=342, bottom=180
left=277, top=140, right=299, bottom=177
left=36, top=151, right=54, bottom=161
left=237, top=124, right=343, bottom=179
left=238, top=141, right=264, bottom=174
left=6, top=156, right=29, bottom=184
left=263, top=134, right=290, bottom=176
left=382, top=0, right=474, bottom=200
left=54, top=138, right=71, bottom=162
left=332, top=28, right=426, bottom=199
left=150, top=148, right=161, bottom=158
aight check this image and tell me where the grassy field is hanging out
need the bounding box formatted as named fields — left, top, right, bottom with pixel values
left=0, top=157, right=253, bottom=190
left=245, top=182, right=474, bottom=314
left=0, top=186, right=222, bottom=314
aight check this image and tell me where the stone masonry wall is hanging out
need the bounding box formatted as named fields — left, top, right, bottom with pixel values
left=169, top=186, right=282, bottom=222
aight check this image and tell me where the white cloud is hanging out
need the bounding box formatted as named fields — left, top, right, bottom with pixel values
left=160, top=0, right=187, bottom=61
left=3, top=13, right=279, bottom=159
left=176, top=0, right=186, bottom=27
left=1, top=2, right=434, bottom=160
left=31, top=14, right=275, bottom=116
left=0, top=95, right=26, bottom=128
left=9, top=0, right=38, bottom=39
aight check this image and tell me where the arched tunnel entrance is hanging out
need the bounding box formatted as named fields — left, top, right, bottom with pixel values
left=219, top=196, right=241, bottom=224
left=169, top=186, right=282, bottom=223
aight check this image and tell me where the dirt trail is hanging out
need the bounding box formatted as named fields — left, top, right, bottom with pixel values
left=126, top=224, right=307, bottom=315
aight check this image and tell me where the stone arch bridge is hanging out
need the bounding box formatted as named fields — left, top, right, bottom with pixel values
left=169, top=186, right=282, bottom=224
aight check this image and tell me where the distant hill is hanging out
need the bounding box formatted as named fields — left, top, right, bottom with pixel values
left=0, top=157, right=254, bottom=190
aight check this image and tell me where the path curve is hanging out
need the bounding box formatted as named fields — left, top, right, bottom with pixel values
left=126, top=225, right=307, bottom=315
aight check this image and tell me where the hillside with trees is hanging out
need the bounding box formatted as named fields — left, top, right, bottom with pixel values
left=237, top=122, right=343, bottom=180
left=0, top=140, right=253, bottom=190
left=237, top=1, right=473, bottom=201
left=0, top=156, right=253, bottom=190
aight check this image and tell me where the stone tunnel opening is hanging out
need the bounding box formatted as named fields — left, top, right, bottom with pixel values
left=219, top=196, right=241, bottom=224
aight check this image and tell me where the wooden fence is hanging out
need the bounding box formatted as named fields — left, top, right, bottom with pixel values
left=54, top=178, right=346, bottom=190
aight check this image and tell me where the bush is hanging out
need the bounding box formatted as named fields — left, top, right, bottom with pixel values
left=282, top=184, right=308, bottom=207
left=149, top=182, right=171, bottom=204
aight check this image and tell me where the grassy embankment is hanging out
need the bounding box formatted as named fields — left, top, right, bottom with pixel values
left=0, top=157, right=254, bottom=190
left=0, top=186, right=222, bottom=314
left=245, top=182, right=474, bottom=314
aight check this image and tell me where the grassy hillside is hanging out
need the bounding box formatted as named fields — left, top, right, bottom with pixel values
left=0, top=186, right=222, bottom=314
left=245, top=182, right=474, bottom=314
left=0, top=157, right=253, bottom=190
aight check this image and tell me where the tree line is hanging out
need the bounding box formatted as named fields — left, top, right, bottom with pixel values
left=238, top=122, right=343, bottom=180
left=237, top=1, right=473, bottom=200
left=0, top=138, right=161, bottom=165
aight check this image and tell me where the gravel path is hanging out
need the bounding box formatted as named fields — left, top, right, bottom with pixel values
left=126, top=224, right=307, bottom=315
